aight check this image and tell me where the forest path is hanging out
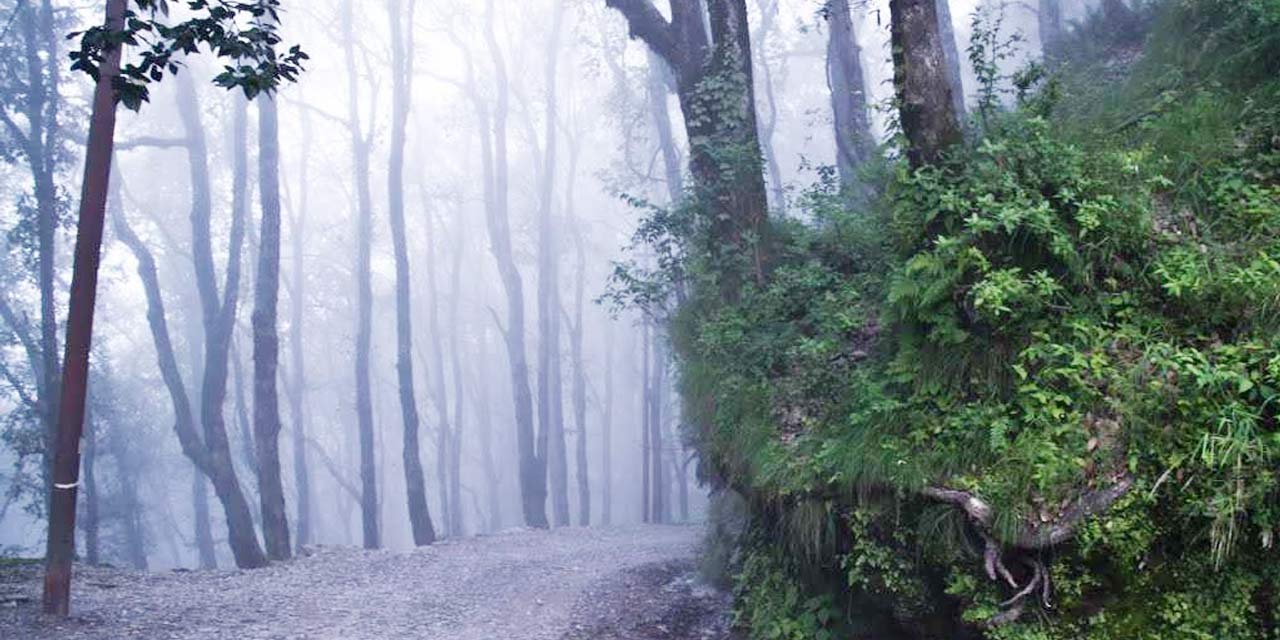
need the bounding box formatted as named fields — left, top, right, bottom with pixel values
left=0, top=524, right=736, bottom=639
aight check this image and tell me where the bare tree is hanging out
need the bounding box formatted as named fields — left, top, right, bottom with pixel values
left=936, top=0, right=966, bottom=118
left=538, top=0, right=571, bottom=528
left=288, top=96, right=313, bottom=553
left=254, top=80, right=292, bottom=562
left=476, top=0, right=548, bottom=529
left=388, top=0, right=436, bottom=546
left=343, top=0, right=381, bottom=549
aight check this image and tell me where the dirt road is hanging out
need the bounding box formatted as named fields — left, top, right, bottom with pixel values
left=0, top=525, right=737, bottom=639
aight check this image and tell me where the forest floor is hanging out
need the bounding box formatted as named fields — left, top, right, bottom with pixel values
left=0, top=524, right=739, bottom=639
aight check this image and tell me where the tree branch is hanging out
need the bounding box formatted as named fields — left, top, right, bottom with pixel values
left=605, top=0, right=678, bottom=67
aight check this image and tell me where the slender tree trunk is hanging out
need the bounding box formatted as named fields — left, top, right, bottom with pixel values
left=254, top=86, right=291, bottom=562
left=343, top=0, right=381, bottom=550
left=192, top=468, right=216, bottom=568
left=536, top=0, right=570, bottom=528
left=649, top=330, right=666, bottom=524
left=41, top=0, right=126, bottom=614
left=388, top=0, right=435, bottom=547
left=567, top=174, right=590, bottom=528
left=891, top=0, right=964, bottom=168
left=935, top=0, right=966, bottom=118
left=826, top=0, right=876, bottom=192
left=446, top=216, right=466, bottom=538
left=423, top=201, right=454, bottom=537
left=641, top=323, right=651, bottom=523
left=17, top=0, right=61, bottom=495
left=752, top=0, right=786, bottom=211
left=647, top=55, right=684, bottom=205
left=601, top=325, right=614, bottom=527
left=481, top=0, right=547, bottom=529
left=289, top=99, right=313, bottom=552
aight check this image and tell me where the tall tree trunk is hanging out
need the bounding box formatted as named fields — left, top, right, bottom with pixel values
left=289, top=99, right=313, bottom=552
left=388, top=0, right=436, bottom=547
left=1038, top=0, right=1064, bottom=62
left=641, top=323, right=651, bottom=523
left=752, top=0, right=786, bottom=211
left=192, top=468, right=216, bottom=568
left=608, top=0, right=771, bottom=295
left=537, top=0, right=571, bottom=528
left=481, top=0, right=547, bottom=529
left=446, top=215, right=466, bottom=538
left=343, top=0, right=381, bottom=550
left=41, top=0, right=126, bottom=614
left=649, top=330, right=666, bottom=524
left=254, top=86, right=291, bottom=562
left=891, top=0, right=964, bottom=168
left=423, top=199, right=454, bottom=537
left=564, top=140, right=590, bottom=527
left=180, top=74, right=265, bottom=570
left=647, top=55, right=684, bottom=205
left=825, top=0, right=876, bottom=192
left=935, top=0, right=966, bottom=118
left=17, top=0, right=61, bottom=495
left=601, top=325, right=614, bottom=527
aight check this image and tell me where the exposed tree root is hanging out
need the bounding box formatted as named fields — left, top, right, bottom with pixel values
left=923, top=474, right=1133, bottom=626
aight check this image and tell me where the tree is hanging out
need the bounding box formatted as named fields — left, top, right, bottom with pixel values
left=287, top=95, right=313, bottom=553
left=342, top=0, right=381, bottom=550
left=2, top=0, right=64, bottom=496
left=751, top=0, right=786, bottom=211
left=600, top=324, right=614, bottom=527
left=890, top=0, right=963, bottom=168
left=254, top=70, right=291, bottom=562
left=1038, top=0, right=1064, bottom=62
left=387, top=0, right=435, bottom=547
left=824, top=0, right=876, bottom=192
left=563, top=142, right=590, bottom=527
left=605, top=0, right=771, bottom=292
left=477, top=0, right=548, bottom=529
left=538, top=0, right=571, bottom=528
left=44, top=0, right=305, bottom=614
left=423, top=200, right=456, bottom=537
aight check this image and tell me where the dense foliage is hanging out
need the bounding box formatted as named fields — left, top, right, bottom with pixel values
left=626, top=1, right=1280, bottom=636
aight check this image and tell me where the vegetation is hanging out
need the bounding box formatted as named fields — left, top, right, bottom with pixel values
left=617, top=0, right=1280, bottom=636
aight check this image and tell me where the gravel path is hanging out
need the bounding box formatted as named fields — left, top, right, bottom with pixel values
left=0, top=525, right=735, bottom=639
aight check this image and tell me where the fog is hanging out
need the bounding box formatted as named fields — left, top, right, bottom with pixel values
left=0, top=0, right=1110, bottom=570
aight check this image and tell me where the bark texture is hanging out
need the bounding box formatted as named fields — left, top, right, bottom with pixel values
left=606, top=0, right=772, bottom=292
left=254, top=89, right=292, bottom=562
left=43, top=0, right=127, bottom=613
left=890, top=0, right=963, bottom=168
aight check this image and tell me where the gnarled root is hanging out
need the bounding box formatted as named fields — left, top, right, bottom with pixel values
left=924, top=474, right=1132, bottom=627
